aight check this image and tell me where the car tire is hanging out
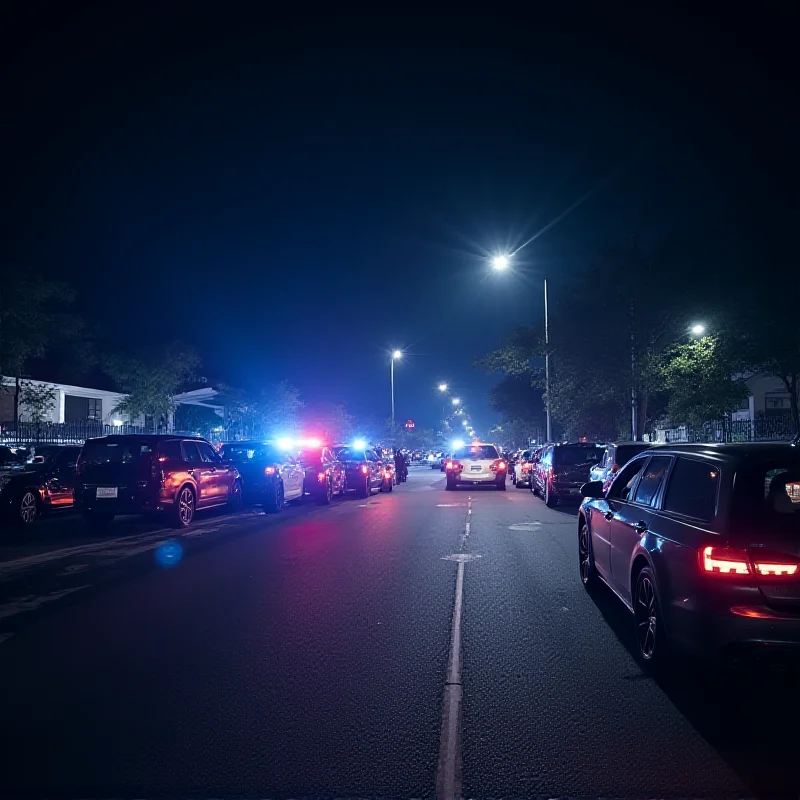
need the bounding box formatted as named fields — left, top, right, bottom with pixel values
left=83, top=511, right=115, bottom=532
left=296, top=480, right=306, bottom=504
left=227, top=480, right=243, bottom=512
left=515, top=478, right=525, bottom=488
left=171, top=485, right=196, bottom=528
left=578, top=520, right=598, bottom=591
left=16, top=490, right=38, bottom=527
left=496, top=480, right=506, bottom=491
left=381, top=477, right=393, bottom=492
left=358, top=476, right=370, bottom=498
left=445, top=478, right=456, bottom=491
left=264, top=481, right=284, bottom=513
left=318, top=479, right=333, bottom=505
left=545, top=483, right=557, bottom=507
left=633, top=566, right=666, bottom=669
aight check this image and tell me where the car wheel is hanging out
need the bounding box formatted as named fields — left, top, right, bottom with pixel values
left=16, top=490, right=38, bottom=526
left=227, top=480, right=243, bottom=512
left=578, top=520, right=598, bottom=590
left=545, top=482, right=557, bottom=507
left=381, top=477, right=393, bottom=492
left=445, top=478, right=456, bottom=491
left=515, top=477, right=525, bottom=488
left=318, top=479, right=333, bottom=505
left=296, top=480, right=306, bottom=504
left=358, top=476, right=370, bottom=498
left=264, top=481, right=284, bottom=513
left=83, top=511, right=115, bottom=532
left=496, top=480, right=506, bottom=491
left=633, top=566, right=665, bottom=668
left=172, top=485, right=195, bottom=528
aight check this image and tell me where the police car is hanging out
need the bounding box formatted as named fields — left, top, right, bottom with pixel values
left=445, top=441, right=508, bottom=490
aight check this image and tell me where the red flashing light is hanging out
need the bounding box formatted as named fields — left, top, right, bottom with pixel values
left=317, top=471, right=326, bottom=482
left=361, top=465, right=369, bottom=474
left=265, top=466, right=276, bottom=476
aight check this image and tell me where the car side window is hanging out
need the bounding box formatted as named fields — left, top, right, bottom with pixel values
left=632, top=456, right=672, bottom=507
left=197, top=442, right=222, bottom=463
left=159, top=440, right=182, bottom=461
left=663, top=457, right=720, bottom=521
left=608, top=458, right=647, bottom=501
left=181, top=441, right=202, bottom=463
left=365, top=450, right=377, bottom=462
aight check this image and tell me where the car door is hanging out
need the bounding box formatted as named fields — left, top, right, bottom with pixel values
left=281, top=454, right=302, bottom=500
left=197, top=441, right=230, bottom=502
left=181, top=440, right=211, bottom=506
left=609, top=455, right=673, bottom=602
left=365, top=450, right=381, bottom=488
left=46, top=448, right=81, bottom=508
left=589, top=457, right=648, bottom=581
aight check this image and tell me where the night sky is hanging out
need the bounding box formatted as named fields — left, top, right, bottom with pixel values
left=3, top=6, right=796, bottom=433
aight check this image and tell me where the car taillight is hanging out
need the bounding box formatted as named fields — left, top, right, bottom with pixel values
left=446, top=461, right=454, bottom=469
left=361, top=465, right=369, bottom=474
left=317, top=471, right=326, bottom=482
left=490, top=460, right=507, bottom=472
left=384, top=470, right=391, bottom=479
left=550, top=470, right=559, bottom=482
left=700, top=546, right=751, bottom=575
left=151, top=455, right=166, bottom=480
left=265, top=466, right=276, bottom=476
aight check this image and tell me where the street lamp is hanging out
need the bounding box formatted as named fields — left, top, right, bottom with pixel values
left=490, top=253, right=552, bottom=442
left=452, top=397, right=460, bottom=406
left=438, top=383, right=448, bottom=392
left=390, top=350, right=402, bottom=428
left=690, top=323, right=706, bottom=336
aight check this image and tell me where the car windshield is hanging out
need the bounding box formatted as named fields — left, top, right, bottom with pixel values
left=221, top=443, right=281, bottom=463
left=454, top=445, right=499, bottom=460
left=553, top=446, right=602, bottom=466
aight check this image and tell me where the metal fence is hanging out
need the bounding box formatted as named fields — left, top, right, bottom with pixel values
left=1, top=421, right=157, bottom=445
left=655, top=415, right=797, bottom=444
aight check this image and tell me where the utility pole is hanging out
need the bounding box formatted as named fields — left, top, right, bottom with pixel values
left=544, top=278, right=552, bottom=442
left=630, top=299, right=637, bottom=441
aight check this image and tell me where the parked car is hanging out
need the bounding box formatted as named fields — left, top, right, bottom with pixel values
left=590, top=441, right=653, bottom=491
left=296, top=445, right=347, bottom=504
left=219, top=441, right=305, bottom=511
left=579, top=443, right=800, bottom=666
left=531, top=442, right=603, bottom=506
left=513, top=448, right=539, bottom=488
left=0, top=445, right=82, bottom=527
left=332, top=445, right=391, bottom=496
left=75, top=435, right=242, bottom=529
left=445, top=442, right=507, bottom=490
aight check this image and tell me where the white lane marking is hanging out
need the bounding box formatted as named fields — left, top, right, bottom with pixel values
left=508, top=522, right=542, bottom=531
left=436, top=504, right=465, bottom=507
left=0, top=586, right=89, bottom=621
left=441, top=553, right=481, bottom=563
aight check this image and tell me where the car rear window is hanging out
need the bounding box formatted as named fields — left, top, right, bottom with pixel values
left=553, top=446, right=602, bottom=466
left=221, top=443, right=280, bottom=463
left=453, top=445, right=499, bottom=460
left=733, top=459, right=800, bottom=533
left=81, top=439, right=153, bottom=464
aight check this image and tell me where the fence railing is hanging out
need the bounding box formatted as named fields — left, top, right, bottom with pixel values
left=654, top=415, right=797, bottom=444
left=1, top=421, right=156, bottom=445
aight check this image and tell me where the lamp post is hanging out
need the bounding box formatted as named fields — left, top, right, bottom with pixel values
left=390, top=350, right=402, bottom=428
left=491, top=255, right=551, bottom=441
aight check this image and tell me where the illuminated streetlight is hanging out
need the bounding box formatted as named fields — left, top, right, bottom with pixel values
left=491, top=254, right=510, bottom=271
left=392, top=349, right=403, bottom=360
left=690, top=323, right=706, bottom=336
left=452, top=397, right=461, bottom=406
left=438, top=383, right=448, bottom=392
left=390, top=349, right=403, bottom=427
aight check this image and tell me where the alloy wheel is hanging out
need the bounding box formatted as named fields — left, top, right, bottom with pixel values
left=578, top=523, right=591, bottom=585
left=179, top=487, right=194, bottom=526
left=635, top=573, right=658, bottom=661
left=19, top=492, right=37, bottom=525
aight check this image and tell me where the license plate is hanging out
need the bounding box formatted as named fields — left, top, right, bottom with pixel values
left=96, top=487, right=118, bottom=499
left=470, top=465, right=482, bottom=472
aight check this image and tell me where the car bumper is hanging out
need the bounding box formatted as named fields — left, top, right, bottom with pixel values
left=449, top=471, right=504, bottom=484
left=75, top=485, right=163, bottom=515
left=550, top=483, right=585, bottom=501
left=665, top=586, right=800, bottom=657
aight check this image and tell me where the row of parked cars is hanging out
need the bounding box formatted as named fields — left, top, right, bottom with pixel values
left=511, top=438, right=800, bottom=666
left=0, top=436, right=401, bottom=531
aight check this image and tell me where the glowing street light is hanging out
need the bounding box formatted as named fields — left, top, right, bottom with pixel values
left=438, top=383, right=448, bottom=392
left=491, top=254, right=510, bottom=271
left=690, top=323, right=706, bottom=336
left=452, top=397, right=461, bottom=406
left=390, top=349, right=404, bottom=427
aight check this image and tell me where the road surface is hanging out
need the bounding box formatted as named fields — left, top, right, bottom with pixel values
left=0, top=467, right=796, bottom=798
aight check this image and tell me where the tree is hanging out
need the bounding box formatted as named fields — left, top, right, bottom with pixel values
left=301, top=402, right=355, bottom=443
left=18, top=381, right=57, bottom=424
left=661, top=334, right=750, bottom=429
left=174, top=403, right=224, bottom=437
left=261, top=381, right=303, bottom=434
left=105, top=342, right=200, bottom=428
left=216, top=381, right=304, bottom=438
left=0, top=277, right=82, bottom=427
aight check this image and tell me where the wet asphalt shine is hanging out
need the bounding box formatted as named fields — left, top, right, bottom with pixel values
left=0, top=467, right=797, bottom=798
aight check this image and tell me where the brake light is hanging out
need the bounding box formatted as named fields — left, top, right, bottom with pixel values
left=361, top=465, right=369, bottom=474
left=490, top=460, right=507, bottom=472
left=754, top=560, right=799, bottom=577
left=446, top=461, right=453, bottom=470
left=265, top=466, right=276, bottom=475
left=317, top=471, right=326, bottom=482
left=384, top=470, right=391, bottom=479
left=701, top=546, right=750, bottom=575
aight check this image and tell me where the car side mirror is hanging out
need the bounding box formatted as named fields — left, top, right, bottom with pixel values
left=580, top=480, right=605, bottom=499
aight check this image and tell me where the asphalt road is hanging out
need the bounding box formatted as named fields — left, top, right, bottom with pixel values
left=0, top=467, right=797, bottom=798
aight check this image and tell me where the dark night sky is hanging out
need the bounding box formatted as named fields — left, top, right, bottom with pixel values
left=3, top=5, right=796, bottom=433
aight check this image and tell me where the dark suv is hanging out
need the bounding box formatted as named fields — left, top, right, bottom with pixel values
left=531, top=442, right=603, bottom=506
left=75, top=435, right=242, bottom=529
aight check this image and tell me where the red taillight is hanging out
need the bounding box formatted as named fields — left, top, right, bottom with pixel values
left=446, top=461, right=454, bottom=470
left=265, top=466, right=276, bottom=476
left=754, top=559, right=799, bottom=577
left=361, top=465, right=369, bottom=474
left=317, top=471, right=326, bottom=482
left=490, top=460, right=507, bottom=472
left=700, top=546, right=751, bottom=575
left=384, top=470, right=391, bottom=479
